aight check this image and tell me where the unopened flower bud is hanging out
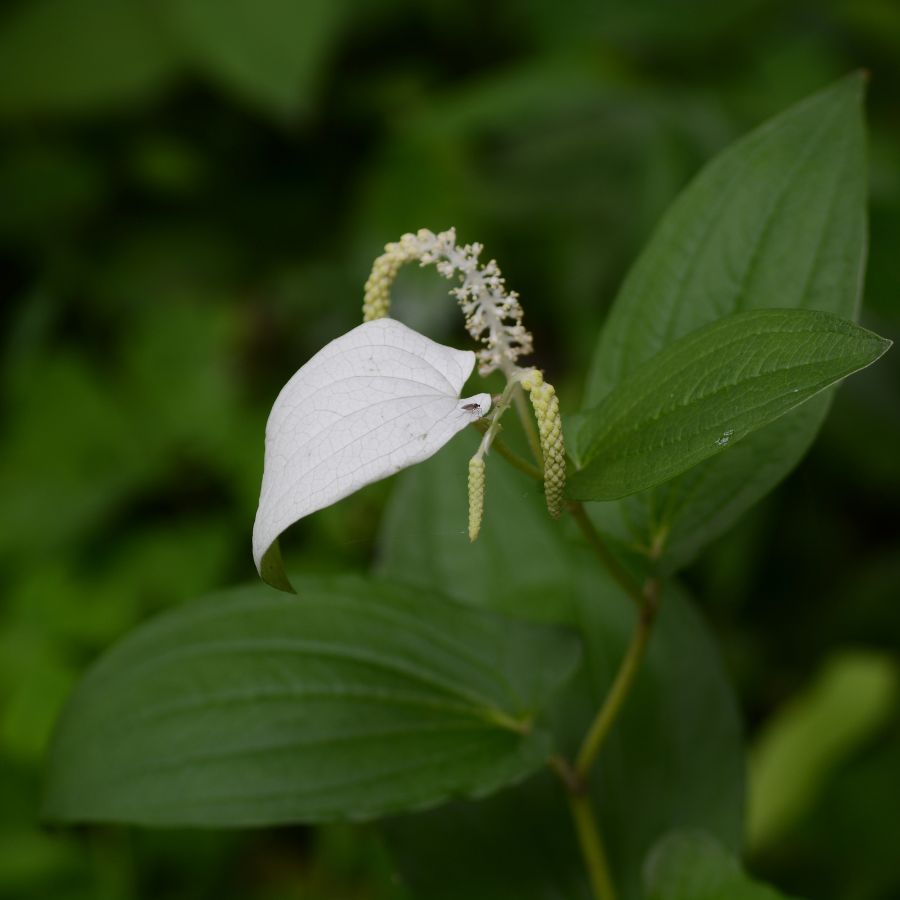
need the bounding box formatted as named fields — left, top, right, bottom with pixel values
left=467, top=455, right=486, bottom=542
left=521, top=369, right=565, bottom=518
left=362, top=234, right=421, bottom=321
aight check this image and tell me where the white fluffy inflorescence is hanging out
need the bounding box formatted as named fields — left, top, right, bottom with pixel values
left=363, top=228, right=533, bottom=376
left=362, top=228, right=564, bottom=540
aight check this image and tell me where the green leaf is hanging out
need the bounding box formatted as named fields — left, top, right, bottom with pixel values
left=376, top=431, right=578, bottom=626
left=42, top=575, right=579, bottom=826
left=160, top=0, right=345, bottom=118
left=576, top=572, right=744, bottom=900
left=385, top=773, right=593, bottom=900
left=378, top=437, right=744, bottom=900
left=0, top=0, right=179, bottom=118
left=579, top=74, right=869, bottom=566
left=643, top=832, right=800, bottom=900
left=569, top=309, right=890, bottom=502
left=748, top=650, right=898, bottom=851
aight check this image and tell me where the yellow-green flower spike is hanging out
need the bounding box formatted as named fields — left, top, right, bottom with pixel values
left=467, top=455, right=486, bottom=541
left=362, top=233, right=422, bottom=321
left=520, top=369, right=566, bottom=518
left=362, top=228, right=533, bottom=374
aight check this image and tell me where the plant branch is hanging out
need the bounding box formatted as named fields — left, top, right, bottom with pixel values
left=567, top=790, right=618, bottom=900
left=499, top=405, right=661, bottom=900
left=575, top=578, right=660, bottom=780
left=552, top=578, right=661, bottom=899
left=568, top=502, right=645, bottom=610
left=510, top=381, right=544, bottom=467
left=470, top=421, right=543, bottom=481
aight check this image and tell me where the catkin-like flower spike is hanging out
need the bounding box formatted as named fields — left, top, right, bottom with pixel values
left=467, top=455, right=486, bottom=542
left=362, top=228, right=533, bottom=375
left=520, top=369, right=566, bottom=518
left=362, top=233, right=423, bottom=321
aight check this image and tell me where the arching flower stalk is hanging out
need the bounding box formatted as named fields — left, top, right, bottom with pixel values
left=363, top=227, right=532, bottom=376
left=362, top=233, right=425, bottom=323
left=363, top=228, right=566, bottom=536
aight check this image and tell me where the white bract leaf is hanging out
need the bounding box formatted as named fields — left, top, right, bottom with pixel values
left=253, top=318, right=490, bottom=590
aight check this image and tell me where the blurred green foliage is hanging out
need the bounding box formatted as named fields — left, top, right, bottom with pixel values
left=748, top=651, right=898, bottom=852
left=0, top=0, right=897, bottom=897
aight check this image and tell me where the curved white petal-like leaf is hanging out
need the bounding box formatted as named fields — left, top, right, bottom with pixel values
left=253, top=318, right=490, bottom=590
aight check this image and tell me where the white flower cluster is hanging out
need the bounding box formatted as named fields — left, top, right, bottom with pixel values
left=360, top=228, right=563, bottom=541
left=363, top=228, right=533, bottom=376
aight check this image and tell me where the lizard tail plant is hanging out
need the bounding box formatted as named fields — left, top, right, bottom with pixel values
left=43, top=76, right=892, bottom=900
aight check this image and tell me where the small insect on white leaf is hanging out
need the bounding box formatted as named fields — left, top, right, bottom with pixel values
left=253, top=318, right=490, bottom=591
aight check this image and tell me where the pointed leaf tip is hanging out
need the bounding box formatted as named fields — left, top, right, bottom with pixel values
left=571, top=309, right=890, bottom=502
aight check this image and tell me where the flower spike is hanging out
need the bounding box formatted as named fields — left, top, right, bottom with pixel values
left=362, top=228, right=533, bottom=375
left=467, top=455, right=486, bottom=542
left=362, top=233, right=423, bottom=322
left=520, top=369, right=566, bottom=518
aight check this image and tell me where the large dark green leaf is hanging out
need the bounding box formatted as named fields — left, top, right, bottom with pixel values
left=42, top=575, right=579, bottom=826
left=644, top=832, right=800, bottom=900
left=376, top=431, right=578, bottom=626
left=570, top=309, right=889, bottom=501
left=378, top=436, right=743, bottom=900
left=571, top=557, right=744, bottom=900
left=579, top=74, right=868, bottom=567
left=387, top=773, right=593, bottom=900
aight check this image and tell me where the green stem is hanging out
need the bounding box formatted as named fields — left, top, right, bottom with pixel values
left=471, top=422, right=543, bottom=481
left=550, top=561, right=661, bottom=900
left=575, top=578, right=659, bottom=780
left=511, top=381, right=544, bottom=467
left=568, top=502, right=645, bottom=610
left=567, top=790, right=618, bottom=900
left=488, top=400, right=661, bottom=900
left=552, top=577, right=660, bottom=900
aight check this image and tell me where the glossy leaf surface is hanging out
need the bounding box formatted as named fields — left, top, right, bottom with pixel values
left=570, top=309, right=889, bottom=501
left=579, top=75, right=869, bottom=566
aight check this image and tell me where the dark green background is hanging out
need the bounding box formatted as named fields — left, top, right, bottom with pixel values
left=1, top=0, right=898, bottom=897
